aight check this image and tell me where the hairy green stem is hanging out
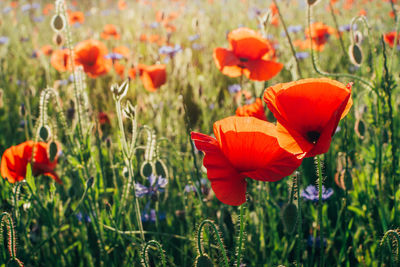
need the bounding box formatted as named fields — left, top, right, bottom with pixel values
left=272, top=0, right=303, bottom=78
left=236, top=204, right=246, bottom=267
left=307, top=5, right=374, bottom=89
left=317, top=155, right=324, bottom=267
left=197, top=219, right=229, bottom=267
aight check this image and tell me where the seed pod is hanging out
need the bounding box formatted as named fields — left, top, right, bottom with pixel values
left=195, top=255, right=214, bottom=267
left=51, top=14, right=66, bottom=32
left=122, top=167, right=129, bottom=179
left=349, top=43, right=363, bottom=66
left=141, top=161, right=153, bottom=178
left=53, top=33, right=64, bottom=46
left=86, top=177, right=94, bottom=188
left=281, top=203, right=298, bottom=234
left=155, top=159, right=167, bottom=178
left=48, top=141, right=58, bottom=162
left=39, top=125, right=50, bottom=141
left=343, top=169, right=353, bottom=191
left=354, top=118, right=365, bottom=139
left=354, top=31, right=363, bottom=44
left=307, top=0, right=320, bottom=5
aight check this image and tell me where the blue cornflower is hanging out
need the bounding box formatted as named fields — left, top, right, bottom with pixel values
left=76, top=212, right=91, bottom=223
left=0, top=36, right=9, bottom=45
left=288, top=25, right=303, bottom=33
left=228, top=84, right=241, bottom=94
left=339, top=24, right=357, bottom=32
left=307, top=235, right=327, bottom=248
left=105, top=53, right=124, bottom=60
left=301, top=185, right=333, bottom=202
left=159, top=44, right=182, bottom=57
left=33, top=16, right=44, bottom=23
left=3, top=7, right=12, bottom=14
left=141, top=209, right=166, bottom=223
left=149, top=22, right=159, bottom=29
left=135, top=174, right=168, bottom=198
left=296, top=52, right=309, bottom=59
left=31, top=3, right=41, bottom=10
left=188, top=34, right=200, bottom=42
left=191, top=43, right=203, bottom=50
left=21, top=4, right=32, bottom=12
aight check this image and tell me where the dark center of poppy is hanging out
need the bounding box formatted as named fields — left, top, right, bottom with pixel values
left=306, top=131, right=320, bottom=144
left=239, top=57, right=248, bottom=62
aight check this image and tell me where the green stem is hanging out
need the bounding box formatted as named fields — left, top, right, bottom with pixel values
left=142, top=240, right=167, bottom=267
left=272, top=0, right=303, bottom=78
left=197, top=219, right=229, bottom=267
left=296, top=172, right=302, bottom=266
left=317, top=155, right=324, bottom=267
left=329, top=1, right=347, bottom=56
left=236, top=204, right=246, bottom=267
left=307, top=5, right=374, bottom=89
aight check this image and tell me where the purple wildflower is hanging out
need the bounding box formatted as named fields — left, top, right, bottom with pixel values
left=135, top=174, right=168, bottom=198
left=188, top=34, right=200, bottom=42
left=0, top=36, right=9, bottom=45
left=296, top=52, right=309, bottom=59
left=301, top=185, right=333, bottom=202
left=159, top=44, right=182, bottom=57
left=105, top=53, right=124, bottom=60
left=228, top=84, right=241, bottom=94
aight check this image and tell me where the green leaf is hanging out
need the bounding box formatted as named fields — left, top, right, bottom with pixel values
left=26, top=163, right=36, bottom=192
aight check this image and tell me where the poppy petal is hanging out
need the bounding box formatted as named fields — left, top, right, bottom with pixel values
left=213, top=116, right=302, bottom=181
left=213, top=47, right=243, bottom=77
left=228, top=27, right=271, bottom=60
left=191, top=132, right=246, bottom=206
left=242, top=59, right=283, bottom=81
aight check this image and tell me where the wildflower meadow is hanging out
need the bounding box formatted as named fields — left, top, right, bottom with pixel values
left=0, top=0, right=400, bottom=266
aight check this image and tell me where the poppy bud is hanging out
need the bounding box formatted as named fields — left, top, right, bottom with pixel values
left=122, top=167, right=129, bottom=179
left=110, top=80, right=129, bottom=100
left=382, top=128, right=389, bottom=144
left=195, top=255, right=213, bottom=267
left=349, top=44, right=363, bottom=66
left=123, top=100, right=136, bottom=119
left=53, top=33, right=64, bottom=46
left=48, top=141, right=58, bottom=162
left=281, top=203, right=298, bottom=234
left=51, top=14, right=66, bottom=32
left=140, top=161, right=153, bottom=178
left=354, top=31, right=363, bottom=44
left=19, top=103, right=25, bottom=117
left=86, top=177, right=94, bottom=188
left=105, top=137, right=112, bottom=148
left=354, top=118, right=365, bottom=139
left=155, top=159, right=167, bottom=178
left=343, top=170, right=353, bottom=191
left=307, top=0, right=320, bottom=5
left=39, top=125, right=51, bottom=142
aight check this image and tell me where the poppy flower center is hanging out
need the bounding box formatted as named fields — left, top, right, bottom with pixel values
left=306, top=131, right=320, bottom=144
left=239, top=57, right=248, bottom=62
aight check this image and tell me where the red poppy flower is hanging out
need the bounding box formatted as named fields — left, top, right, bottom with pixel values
left=118, top=0, right=127, bottom=10
left=305, top=22, right=336, bottom=51
left=236, top=98, right=267, bottom=121
left=383, top=32, right=400, bottom=48
left=40, top=45, right=53, bottom=56
left=263, top=78, right=353, bottom=158
left=113, top=46, right=130, bottom=59
left=191, top=116, right=302, bottom=206
left=213, top=27, right=283, bottom=81
left=74, top=39, right=112, bottom=78
left=138, top=64, right=167, bottom=92
left=42, top=3, right=54, bottom=15
left=1, top=141, right=61, bottom=184
left=114, top=61, right=126, bottom=78
left=98, top=112, right=111, bottom=125
left=51, top=49, right=71, bottom=72
left=68, top=11, right=85, bottom=25
left=101, top=24, right=121, bottom=40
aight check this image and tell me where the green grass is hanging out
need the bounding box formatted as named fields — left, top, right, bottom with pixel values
left=0, top=0, right=399, bottom=266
